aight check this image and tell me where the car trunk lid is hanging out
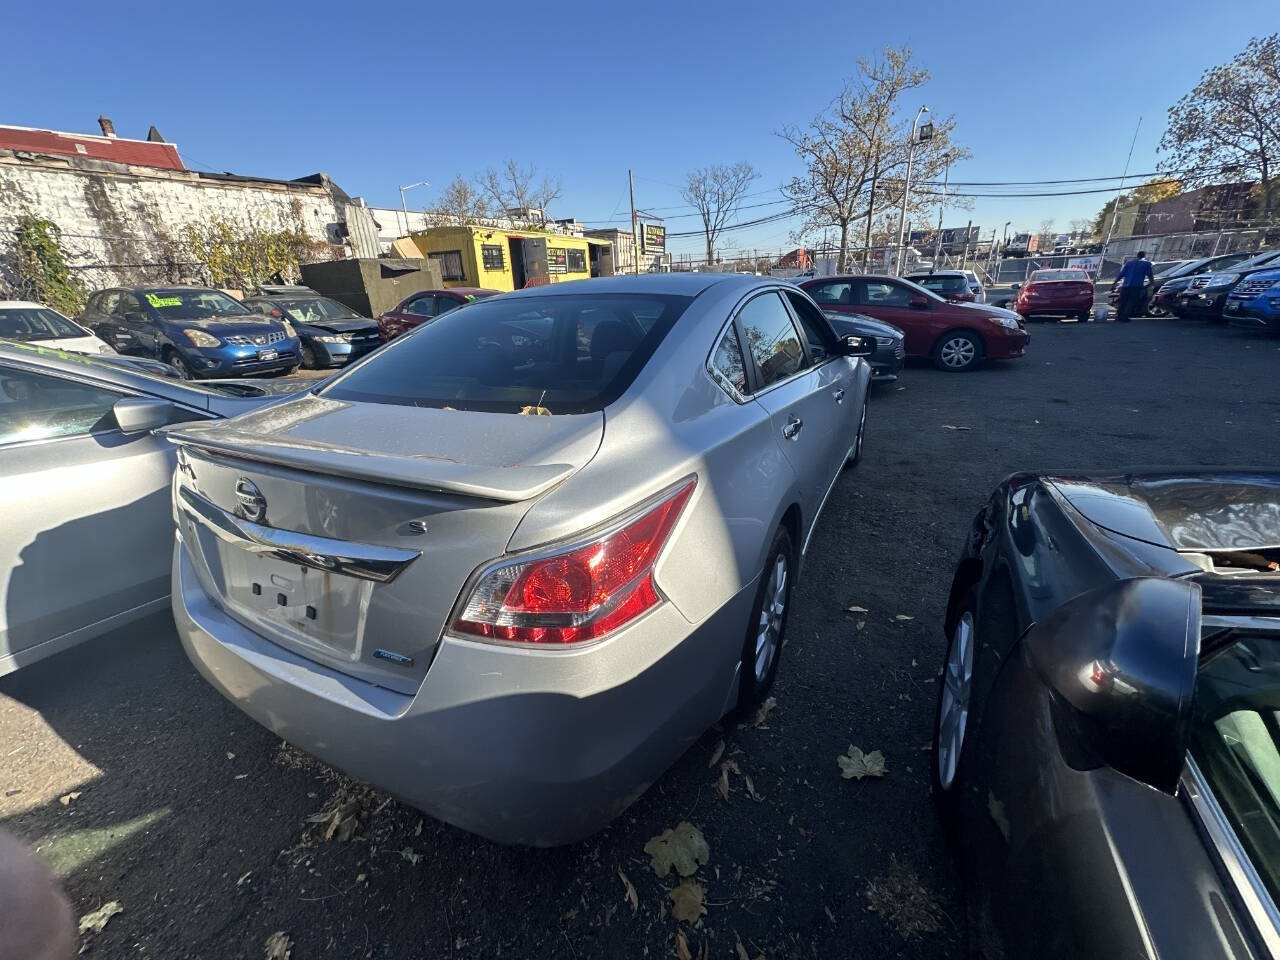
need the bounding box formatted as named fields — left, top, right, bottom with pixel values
left=165, top=395, right=603, bottom=693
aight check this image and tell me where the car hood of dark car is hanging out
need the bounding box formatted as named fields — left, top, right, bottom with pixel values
left=1049, top=472, right=1280, bottom=552
left=823, top=312, right=903, bottom=339
left=1159, top=276, right=1195, bottom=294
left=297, top=319, right=378, bottom=335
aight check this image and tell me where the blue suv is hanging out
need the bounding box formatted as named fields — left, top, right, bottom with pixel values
left=1224, top=268, right=1280, bottom=331
left=82, top=286, right=301, bottom=379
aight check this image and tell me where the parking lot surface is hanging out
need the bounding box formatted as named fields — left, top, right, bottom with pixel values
left=4, top=318, right=1280, bottom=959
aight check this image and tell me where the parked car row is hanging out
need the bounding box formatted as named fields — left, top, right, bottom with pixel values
left=1106, top=249, right=1280, bottom=327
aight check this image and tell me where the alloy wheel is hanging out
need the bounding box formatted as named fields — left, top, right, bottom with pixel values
left=168, top=352, right=192, bottom=380
left=754, top=553, right=787, bottom=683
left=937, top=611, right=974, bottom=790
left=939, top=336, right=976, bottom=369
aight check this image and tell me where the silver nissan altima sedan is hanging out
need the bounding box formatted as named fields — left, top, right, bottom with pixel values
left=167, top=273, right=873, bottom=845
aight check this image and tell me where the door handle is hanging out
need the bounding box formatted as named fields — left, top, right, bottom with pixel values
left=782, top=416, right=803, bottom=439
left=832, top=387, right=846, bottom=403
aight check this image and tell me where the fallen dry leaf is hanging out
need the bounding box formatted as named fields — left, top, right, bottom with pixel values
left=743, top=773, right=762, bottom=803
left=226, top=751, right=236, bottom=760
left=716, top=759, right=740, bottom=801
left=79, top=901, right=123, bottom=935
left=264, top=930, right=293, bottom=959
left=838, top=745, right=887, bottom=780
left=825, top=904, right=837, bottom=924
left=941, top=424, right=971, bottom=431
left=644, top=822, right=709, bottom=877
left=618, top=869, right=639, bottom=913
left=752, top=697, right=777, bottom=728
left=400, top=847, right=421, bottom=865
left=845, top=605, right=868, bottom=614
left=675, top=929, right=693, bottom=960
left=59, top=791, right=81, bottom=806
left=236, top=871, right=252, bottom=887
left=518, top=405, right=552, bottom=416
left=734, top=930, right=751, bottom=960
left=864, top=856, right=943, bottom=940
left=708, top=739, right=725, bottom=769
left=669, top=878, right=706, bottom=924
left=893, top=614, right=915, bottom=622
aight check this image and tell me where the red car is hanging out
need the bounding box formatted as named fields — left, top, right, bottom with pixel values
left=377, top=287, right=501, bottom=341
left=1013, top=269, right=1095, bottom=322
left=799, top=274, right=1028, bottom=372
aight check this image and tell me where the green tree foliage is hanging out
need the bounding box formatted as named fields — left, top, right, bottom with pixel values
left=177, top=216, right=335, bottom=289
left=13, top=216, right=88, bottom=315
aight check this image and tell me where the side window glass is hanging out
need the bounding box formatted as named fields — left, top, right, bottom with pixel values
left=784, top=291, right=834, bottom=362
left=98, top=291, right=121, bottom=316
left=862, top=282, right=910, bottom=306
left=435, top=296, right=460, bottom=316
left=404, top=295, right=436, bottom=318
left=709, top=325, right=748, bottom=397
left=118, top=294, right=147, bottom=323
left=807, top=282, right=850, bottom=306
left=737, top=292, right=806, bottom=388
left=0, top=367, right=122, bottom=445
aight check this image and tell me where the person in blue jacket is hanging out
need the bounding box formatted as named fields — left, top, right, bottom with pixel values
left=1114, top=252, right=1154, bottom=323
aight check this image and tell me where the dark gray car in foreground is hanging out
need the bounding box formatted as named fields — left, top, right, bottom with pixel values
left=823, top=311, right=904, bottom=381
left=935, top=470, right=1280, bottom=958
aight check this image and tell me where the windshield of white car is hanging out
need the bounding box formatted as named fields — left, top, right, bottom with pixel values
left=140, top=289, right=252, bottom=319
left=0, top=307, right=88, bottom=342
left=321, top=293, right=692, bottom=414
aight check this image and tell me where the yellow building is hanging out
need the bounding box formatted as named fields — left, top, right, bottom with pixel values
left=408, top=226, right=607, bottom=292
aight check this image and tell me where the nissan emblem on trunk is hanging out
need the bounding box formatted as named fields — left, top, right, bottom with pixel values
left=234, top=477, right=267, bottom=523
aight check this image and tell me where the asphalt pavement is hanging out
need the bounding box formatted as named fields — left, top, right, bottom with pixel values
left=3, top=316, right=1280, bottom=959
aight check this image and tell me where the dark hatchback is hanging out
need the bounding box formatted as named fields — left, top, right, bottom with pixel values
left=242, top=294, right=381, bottom=369
left=936, top=469, right=1280, bottom=958
left=822, top=311, right=904, bottom=381
left=83, top=286, right=299, bottom=379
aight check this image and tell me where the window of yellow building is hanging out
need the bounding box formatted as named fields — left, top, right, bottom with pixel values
left=481, top=244, right=505, bottom=270
left=430, top=250, right=466, bottom=282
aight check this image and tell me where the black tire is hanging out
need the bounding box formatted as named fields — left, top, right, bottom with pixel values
left=932, top=590, right=977, bottom=825
left=933, top=330, right=983, bottom=372
left=300, top=342, right=318, bottom=369
left=1076, top=311, right=1089, bottom=323
left=736, top=525, right=795, bottom=712
left=845, top=395, right=868, bottom=468
left=166, top=350, right=194, bottom=380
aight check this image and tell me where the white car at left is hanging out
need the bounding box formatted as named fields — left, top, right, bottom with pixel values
left=0, top=301, right=116, bottom=355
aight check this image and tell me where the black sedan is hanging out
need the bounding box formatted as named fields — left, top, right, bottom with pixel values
left=823, top=311, right=904, bottom=382
left=935, top=470, right=1280, bottom=959
left=242, top=294, right=382, bottom=369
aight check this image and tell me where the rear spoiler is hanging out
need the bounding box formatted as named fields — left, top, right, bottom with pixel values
left=158, top=427, right=575, bottom=503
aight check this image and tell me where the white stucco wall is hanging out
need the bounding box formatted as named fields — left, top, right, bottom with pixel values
left=0, top=155, right=345, bottom=294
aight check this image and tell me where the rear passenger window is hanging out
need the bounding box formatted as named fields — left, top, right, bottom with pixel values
left=710, top=326, right=748, bottom=396
left=737, top=293, right=805, bottom=388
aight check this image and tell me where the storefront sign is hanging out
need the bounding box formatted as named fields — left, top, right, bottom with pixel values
left=641, top=224, right=665, bottom=255
left=547, top=247, right=568, bottom=274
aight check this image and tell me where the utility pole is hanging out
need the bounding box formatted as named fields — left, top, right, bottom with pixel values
left=1099, top=116, right=1142, bottom=275
left=629, top=169, right=640, bottom=275
left=961, top=219, right=972, bottom=269
left=398, top=179, right=431, bottom=236
left=932, top=152, right=952, bottom=268
left=895, top=105, right=930, bottom=275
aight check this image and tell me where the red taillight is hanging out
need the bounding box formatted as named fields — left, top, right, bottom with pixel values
left=450, top=478, right=696, bottom=644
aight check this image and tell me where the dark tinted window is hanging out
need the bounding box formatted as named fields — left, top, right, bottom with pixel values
left=856, top=280, right=913, bottom=307
left=738, top=292, right=805, bottom=388
left=322, top=293, right=691, bottom=414
left=710, top=326, right=747, bottom=396
left=0, top=307, right=86, bottom=341
left=784, top=290, right=836, bottom=362
left=567, top=249, right=587, bottom=272
left=0, top=366, right=121, bottom=445
left=806, top=281, right=851, bottom=306
left=403, top=294, right=437, bottom=318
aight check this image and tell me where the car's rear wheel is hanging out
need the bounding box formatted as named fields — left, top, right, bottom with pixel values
left=736, top=525, right=794, bottom=711
left=934, top=331, right=982, bottom=372
left=1147, top=302, right=1168, bottom=318
left=932, top=599, right=975, bottom=820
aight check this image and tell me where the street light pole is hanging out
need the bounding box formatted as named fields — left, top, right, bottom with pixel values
left=895, top=106, right=929, bottom=275
left=399, top=179, right=431, bottom=236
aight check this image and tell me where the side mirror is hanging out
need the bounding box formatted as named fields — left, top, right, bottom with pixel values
left=1023, top=577, right=1200, bottom=795
left=113, top=397, right=175, bottom=434
left=908, top=294, right=929, bottom=310
left=1011, top=283, right=1021, bottom=292
left=839, top=334, right=875, bottom=358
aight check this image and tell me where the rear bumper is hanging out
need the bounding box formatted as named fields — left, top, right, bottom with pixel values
left=1015, top=295, right=1093, bottom=314
left=173, top=539, right=749, bottom=845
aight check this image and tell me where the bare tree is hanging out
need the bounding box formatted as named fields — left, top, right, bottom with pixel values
left=477, top=161, right=562, bottom=226
left=779, top=46, right=968, bottom=271
left=681, top=163, right=760, bottom=265
left=1068, top=217, right=1093, bottom=237
left=1159, top=34, right=1279, bottom=213
left=430, top=175, right=490, bottom=225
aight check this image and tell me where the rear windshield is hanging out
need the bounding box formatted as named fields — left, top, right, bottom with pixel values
left=0, top=307, right=86, bottom=342
left=142, top=289, right=251, bottom=318
left=321, top=292, right=692, bottom=414
left=910, top=275, right=968, bottom=293
left=1031, top=270, right=1089, bottom=282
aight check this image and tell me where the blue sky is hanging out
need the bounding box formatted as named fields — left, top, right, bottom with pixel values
left=5, top=0, right=1273, bottom=258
